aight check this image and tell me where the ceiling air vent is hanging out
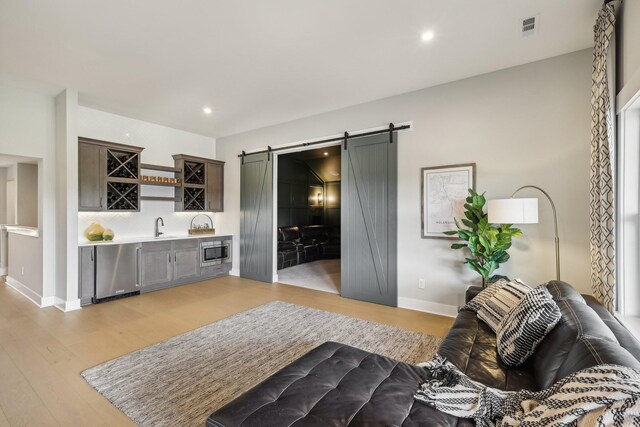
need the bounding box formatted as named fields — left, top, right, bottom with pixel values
left=521, top=15, right=538, bottom=37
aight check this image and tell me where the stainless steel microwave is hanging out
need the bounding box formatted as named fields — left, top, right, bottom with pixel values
left=201, top=240, right=231, bottom=267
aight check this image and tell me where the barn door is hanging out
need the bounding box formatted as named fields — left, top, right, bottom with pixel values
left=341, top=132, right=397, bottom=306
left=240, top=152, right=273, bottom=282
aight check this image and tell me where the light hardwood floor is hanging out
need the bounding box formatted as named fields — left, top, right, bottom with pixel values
left=0, top=275, right=453, bottom=426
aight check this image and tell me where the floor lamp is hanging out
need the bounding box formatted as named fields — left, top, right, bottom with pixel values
left=487, top=185, right=560, bottom=281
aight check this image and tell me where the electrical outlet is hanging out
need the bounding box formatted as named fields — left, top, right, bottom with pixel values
left=418, top=278, right=426, bottom=289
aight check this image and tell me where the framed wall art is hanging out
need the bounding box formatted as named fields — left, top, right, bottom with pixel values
left=421, top=163, right=476, bottom=239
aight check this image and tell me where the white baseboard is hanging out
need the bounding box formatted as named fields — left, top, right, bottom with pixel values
left=5, top=276, right=53, bottom=308
left=272, top=274, right=278, bottom=283
left=398, top=297, right=458, bottom=318
left=41, top=296, right=56, bottom=307
left=54, top=297, right=82, bottom=312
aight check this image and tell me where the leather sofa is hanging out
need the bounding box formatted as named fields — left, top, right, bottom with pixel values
left=207, top=281, right=640, bottom=426
left=277, top=225, right=340, bottom=270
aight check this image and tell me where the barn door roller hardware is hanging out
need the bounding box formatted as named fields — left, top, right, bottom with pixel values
left=237, top=123, right=410, bottom=158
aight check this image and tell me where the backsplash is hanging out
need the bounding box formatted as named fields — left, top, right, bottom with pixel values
left=78, top=208, right=218, bottom=242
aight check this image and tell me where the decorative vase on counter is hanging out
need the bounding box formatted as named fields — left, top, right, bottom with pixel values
left=85, top=222, right=106, bottom=241
left=84, top=222, right=116, bottom=242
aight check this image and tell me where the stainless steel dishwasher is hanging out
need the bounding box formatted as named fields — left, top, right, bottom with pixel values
left=95, top=243, right=142, bottom=302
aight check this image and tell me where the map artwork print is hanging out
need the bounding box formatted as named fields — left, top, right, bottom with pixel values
left=421, top=164, right=474, bottom=238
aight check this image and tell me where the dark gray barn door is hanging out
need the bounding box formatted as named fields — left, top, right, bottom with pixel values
left=240, top=153, right=273, bottom=282
left=341, top=132, right=397, bottom=306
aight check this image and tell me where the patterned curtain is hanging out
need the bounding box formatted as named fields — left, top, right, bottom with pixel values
left=590, top=3, right=617, bottom=312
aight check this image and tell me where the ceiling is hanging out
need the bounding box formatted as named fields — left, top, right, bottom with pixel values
left=284, top=146, right=341, bottom=182
left=0, top=0, right=601, bottom=138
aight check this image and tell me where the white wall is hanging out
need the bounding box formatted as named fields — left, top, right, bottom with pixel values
left=77, top=107, right=217, bottom=240
left=0, top=82, right=56, bottom=303
left=54, top=89, right=79, bottom=310
left=16, top=163, right=38, bottom=227
left=6, top=165, right=16, bottom=224
left=0, top=167, right=7, bottom=224
left=216, top=50, right=593, bottom=314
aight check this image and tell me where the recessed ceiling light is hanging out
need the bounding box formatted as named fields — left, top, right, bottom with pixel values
left=203, top=107, right=212, bottom=114
left=324, top=152, right=329, bottom=156
left=421, top=31, right=435, bottom=42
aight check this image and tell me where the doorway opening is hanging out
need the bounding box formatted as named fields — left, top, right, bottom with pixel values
left=0, top=154, right=40, bottom=287
left=276, top=145, right=341, bottom=294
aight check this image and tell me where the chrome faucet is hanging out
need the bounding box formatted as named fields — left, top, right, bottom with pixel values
left=154, top=217, right=165, bottom=238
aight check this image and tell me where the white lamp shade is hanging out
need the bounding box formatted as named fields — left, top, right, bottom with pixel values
left=487, top=198, right=539, bottom=224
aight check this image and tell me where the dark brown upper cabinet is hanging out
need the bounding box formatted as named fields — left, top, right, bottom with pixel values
left=206, top=161, right=224, bottom=212
left=173, top=154, right=225, bottom=212
left=78, top=137, right=143, bottom=212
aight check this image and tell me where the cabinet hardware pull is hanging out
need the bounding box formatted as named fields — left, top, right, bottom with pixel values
left=136, top=246, right=141, bottom=287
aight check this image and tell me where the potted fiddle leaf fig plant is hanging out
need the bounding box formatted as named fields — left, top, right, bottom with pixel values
left=444, top=189, right=523, bottom=287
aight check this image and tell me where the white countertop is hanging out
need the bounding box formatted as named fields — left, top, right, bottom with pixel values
left=4, top=225, right=40, bottom=238
left=78, top=233, right=233, bottom=247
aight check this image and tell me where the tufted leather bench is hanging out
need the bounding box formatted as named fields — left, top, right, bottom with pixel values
left=206, top=342, right=460, bottom=427
left=207, top=281, right=640, bottom=426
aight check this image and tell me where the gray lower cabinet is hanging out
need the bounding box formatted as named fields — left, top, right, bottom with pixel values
left=141, top=241, right=174, bottom=291
left=78, top=247, right=95, bottom=306
left=173, top=240, right=200, bottom=282
left=79, top=237, right=232, bottom=303
left=140, top=238, right=218, bottom=292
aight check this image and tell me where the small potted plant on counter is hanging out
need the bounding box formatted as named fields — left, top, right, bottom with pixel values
left=444, top=189, right=522, bottom=287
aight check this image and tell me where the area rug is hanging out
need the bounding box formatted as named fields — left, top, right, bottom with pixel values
left=82, top=301, right=442, bottom=427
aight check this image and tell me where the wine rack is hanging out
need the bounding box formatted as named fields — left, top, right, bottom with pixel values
left=107, top=149, right=139, bottom=179
left=183, top=187, right=205, bottom=211
left=107, top=182, right=139, bottom=211
left=183, top=161, right=205, bottom=185
left=105, top=147, right=140, bottom=211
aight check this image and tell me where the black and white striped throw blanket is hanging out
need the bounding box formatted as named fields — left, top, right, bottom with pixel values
left=414, top=355, right=640, bottom=426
